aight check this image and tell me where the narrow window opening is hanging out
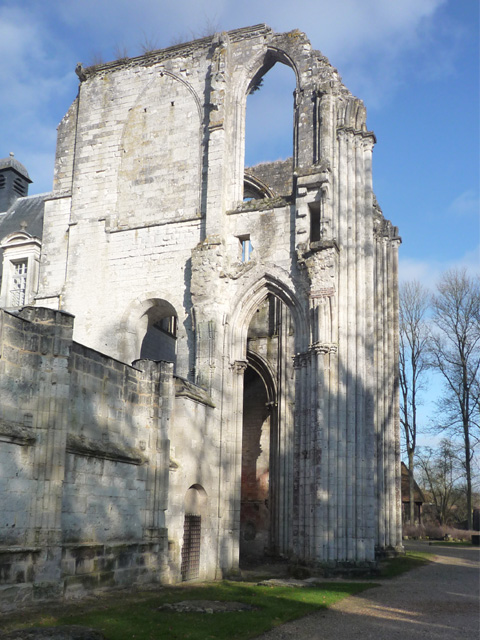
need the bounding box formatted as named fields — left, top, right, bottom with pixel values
left=238, top=235, right=253, bottom=262
left=309, top=202, right=321, bottom=243
left=0, top=175, right=5, bottom=189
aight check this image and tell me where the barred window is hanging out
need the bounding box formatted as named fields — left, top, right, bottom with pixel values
left=10, top=259, right=28, bottom=306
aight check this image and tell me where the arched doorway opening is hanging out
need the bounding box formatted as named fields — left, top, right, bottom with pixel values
left=181, top=485, right=207, bottom=581
left=240, top=362, right=273, bottom=561
left=239, top=293, right=295, bottom=565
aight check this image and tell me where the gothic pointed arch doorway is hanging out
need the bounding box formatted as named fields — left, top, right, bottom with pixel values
left=239, top=293, right=296, bottom=565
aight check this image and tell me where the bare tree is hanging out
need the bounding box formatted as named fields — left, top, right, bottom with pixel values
left=113, top=43, right=129, bottom=61
left=417, top=440, right=464, bottom=526
left=139, top=32, right=159, bottom=54
left=89, top=51, right=105, bottom=66
left=429, top=269, right=480, bottom=529
left=399, top=281, right=430, bottom=524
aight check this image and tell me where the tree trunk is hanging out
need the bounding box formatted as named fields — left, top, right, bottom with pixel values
left=465, top=426, right=472, bottom=530
left=408, top=449, right=415, bottom=524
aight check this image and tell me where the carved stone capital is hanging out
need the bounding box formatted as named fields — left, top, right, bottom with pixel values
left=310, top=286, right=335, bottom=299
left=310, top=342, right=338, bottom=356
left=231, top=359, right=248, bottom=374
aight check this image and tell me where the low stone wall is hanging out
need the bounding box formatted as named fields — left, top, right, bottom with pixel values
left=62, top=540, right=168, bottom=598
left=0, top=548, right=42, bottom=608
left=0, top=307, right=172, bottom=610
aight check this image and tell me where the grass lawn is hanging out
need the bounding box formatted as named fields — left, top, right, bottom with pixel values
left=379, top=551, right=433, bottom=579
left=2, top=581, right=373, bottom=640
left=0, top=552, right=433, bottom=640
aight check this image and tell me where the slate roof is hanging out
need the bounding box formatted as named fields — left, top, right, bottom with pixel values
left=0, top=155, right=32, bottom=182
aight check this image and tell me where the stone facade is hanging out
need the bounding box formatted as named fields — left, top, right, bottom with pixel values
left=0, top=24, right=402, bottom=608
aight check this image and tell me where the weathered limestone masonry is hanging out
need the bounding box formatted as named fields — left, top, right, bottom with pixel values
left=0, top=24, right=402, bottom=607
left=0, top=307, right=177, bottom=609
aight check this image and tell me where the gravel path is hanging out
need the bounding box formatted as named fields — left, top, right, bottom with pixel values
left=255, top=541, right=480, bottom=640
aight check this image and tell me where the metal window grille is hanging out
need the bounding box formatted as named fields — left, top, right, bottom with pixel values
left=10, top=260, right=28, bottom=306
left=180, top=514, right=201, bottom=581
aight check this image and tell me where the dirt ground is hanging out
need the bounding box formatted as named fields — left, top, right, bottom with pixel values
left=255, top=541, right=480, bottom=639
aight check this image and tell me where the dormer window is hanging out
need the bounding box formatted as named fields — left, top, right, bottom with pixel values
left=0, top=231, right=41, bottom=308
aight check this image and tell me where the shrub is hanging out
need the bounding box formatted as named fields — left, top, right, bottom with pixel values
left=403, top=523, right=473, bottom=541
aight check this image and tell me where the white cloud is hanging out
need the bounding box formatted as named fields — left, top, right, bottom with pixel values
left=399, top=244, right=480, bottom=289
left=0, top=3, right=77, bottom=192
left=448, top=189, right=480, bottom=216
left=37, top=0, right=449, bottom=71
left=0, top=0, right=462, bottom=192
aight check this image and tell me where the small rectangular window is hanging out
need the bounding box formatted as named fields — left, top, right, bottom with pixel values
left=309, top=202, right=321, bottom=243
left=238, top=235, right=253, bottom=262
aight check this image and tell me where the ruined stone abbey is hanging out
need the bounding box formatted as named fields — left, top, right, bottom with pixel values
left=0, top=25, right=402, bottom=607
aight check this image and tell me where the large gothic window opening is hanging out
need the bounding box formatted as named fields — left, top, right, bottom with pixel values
left=244, top=60, right=296, bottom=200
left=139, top=299, right=177, bottom=366
left=240, top=294, right=295, bottom=565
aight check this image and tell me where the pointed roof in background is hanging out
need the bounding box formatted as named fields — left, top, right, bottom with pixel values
left=401, top=461, right=425, bottom=504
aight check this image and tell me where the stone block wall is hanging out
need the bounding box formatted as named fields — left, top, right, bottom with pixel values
left=246, top=158, right=294, bottom=199
left=0, top=307, right=175, bottom=610
left=166, top=379, right=218, bottom=582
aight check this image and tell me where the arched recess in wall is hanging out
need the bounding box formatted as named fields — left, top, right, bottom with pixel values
left=243, top=51, right=297, bottom=200
left=139, top=298, right=178, bottom=367
left=181, top=485, right=207, bottom=581
left=117, top=72, right=202, bottom=228
left=117, top=296, right=180, bottom=367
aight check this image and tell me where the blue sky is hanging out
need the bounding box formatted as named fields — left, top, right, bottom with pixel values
left=0, top=0, right=478, bottom=445
left=1, top=0, right=477, bottom=288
